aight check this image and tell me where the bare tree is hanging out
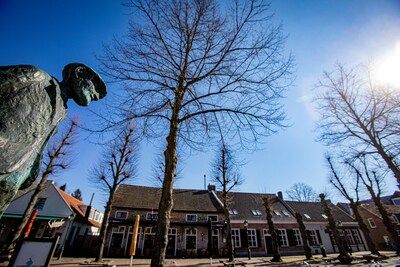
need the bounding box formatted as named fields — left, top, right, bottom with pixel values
left=5, top=120, right=77, bottom=255
left=294, top=212, right=312, bottom=260
left=285, top=183, right=318, bottom=202
left=98, top=0, right=293, bottom=265
left=92, top=127, right=137, bottom=262
left=319, top=193, right=352, bottom=264
left=326, top=155, right=380, bottom=255
left=262, top=196, right=281, bottom=262
left=315, top=63, right=400, bottom=186
left=210, top=143, right=243, bottom=261
left=348, top=155, right=400, bottom=250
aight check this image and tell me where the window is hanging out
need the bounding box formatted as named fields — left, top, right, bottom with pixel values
left=34, top=198, right=47, bottom=210
left=351, top=229, right=362, bottom=244
left=115, top=210, right=128, bottom=219
left=293, top=229, right=303, bottom=246
left=273, top=210, right=281, bottom=216
left=392, top=198, right=400, bottom=206
left=251, top=209, right=262, bottom=216
left=110, top=226, right=125, bottom=248
left=367, top=218, right=376, bottom=228
left=231, top=229, right=241, bottom=248
left=247, top=229, right=257, bottom=247
left=391, top=215, right=399, bottom=224
left=282, top=210, right=290, bottom=217
left=94, top=211, right=100, bottom=221
left=144, top=227, right=156, bottom=234
left=321, top=214, right=328, bottom=219
left=212, top=229, right=219, bottom=236
left=208, top=215, right=218, bottom=222
left=185, top=228, right=197, bottom=250
left=229, top=209, right=239, bottom=215
left=168, top=228, right=177, bottom=235
left=304, top=214, right=311, bottom=219
left=146, top=212, right=158, bottom=221
left=186, top=214, right=197, bottom=222
left=308, top=230, right=320, bottom=245
left=345, top=229, right=355, bottom=245
left=277, top=229, right=288, bottom=247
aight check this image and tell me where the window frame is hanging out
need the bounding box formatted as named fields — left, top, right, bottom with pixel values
left=231, top=228, right=241, bottom=248
left=207, top=215, right=218, bottom=222
left=146, top=212, right=158, bottom=221
left=282, top=210, right=290, bottom=217
left=115, top=210, right=128, bottom=219
left=186, top=214, right=198, bottom=222
left=367, top=218, right=376, bottom=228
left=185, top=228, right=197, bottom=250
left=247, top=229, right=258, bottom=247
left=277, top=229, right=289, bottom=247
left=293, top=229, right=303, bottom=246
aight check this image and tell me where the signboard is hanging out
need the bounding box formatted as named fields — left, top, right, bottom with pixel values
left=10, top=237, right=59, bottom=267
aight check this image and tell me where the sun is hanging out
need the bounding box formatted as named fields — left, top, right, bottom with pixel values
left=374, top=43, right=400, bottom=88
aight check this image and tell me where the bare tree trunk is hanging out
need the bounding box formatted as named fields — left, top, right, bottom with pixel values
left=222, top=197, right=234, bottom=262
left=262, top=197, right=281, bottom=262
left=367, top=188, right=400, bottom=249
left=319, top=194, right=352, bottom=264
left=349, top=202, right=380, bottom=255
left=151, top=95, right=181, bottom=267
left=6, top=173, right=49, bottom=254
left=295, top=212, right=312, bottom=260
left=95, top=191, right=114, bottom=262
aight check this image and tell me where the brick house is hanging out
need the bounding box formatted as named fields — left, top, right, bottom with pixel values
left=285, top=200, right=367, bottom=254
left=358, top=203, right=400, bottom=250
left=105, top=184, right=224, bottom=258
left=105, top=184, right=367, bottom=258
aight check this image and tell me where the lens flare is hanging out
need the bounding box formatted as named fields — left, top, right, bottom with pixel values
left=375, top=43, right=400, bottom=88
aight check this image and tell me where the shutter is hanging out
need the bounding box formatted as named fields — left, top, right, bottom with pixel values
left=256, top=229, right=262, bottom=247
left=316, top=230, right=322, bottom=244
left=240, top=229, right=248, bottom=248
left=287, top=229, right=295, bottom=247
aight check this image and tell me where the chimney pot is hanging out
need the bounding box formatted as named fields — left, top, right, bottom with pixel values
left=208, top=184, right=216, bottom=191
left=277, top=191, right=283, bottom=199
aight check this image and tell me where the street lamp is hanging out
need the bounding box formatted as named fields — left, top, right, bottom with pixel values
left=243, top=220, right=251, bottom=260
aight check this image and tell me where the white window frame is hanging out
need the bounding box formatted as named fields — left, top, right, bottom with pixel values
left=251, top=209, right=262, bottom=216
left=247, top=229, right=257, bottom=247
left=273, top=210, right=282, bottom=216
left=282, top=210, right=290, bottom=217
left=229, top=209, right=239, bottom=215
left=115, top=210, right=128, bottom=219
left=309, top=230, right=319, bottom=245
left=344, top=229, right=355, bottom=245
left=351, top=229, right=362, bottom=244
left=321, top=214, right=328, bottom=219
left=231, top=228, right=241, bottom=248
left=207, top=215, right=218, bottom=222
left=186, top=214, right=198, bottom=222
left=304, top=214, right=311, bottom=219
left=185, top=228, right=197, bottom=250
left=146, top=212, right=158, bottom=221
left=293, top=229, right=303, bottom=246
left=277, top=229, right=288, bottom=247
left=367, top=218, right=376, bottom=228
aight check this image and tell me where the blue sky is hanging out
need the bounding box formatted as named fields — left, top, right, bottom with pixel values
left=1, top=0, right=400, bottom=210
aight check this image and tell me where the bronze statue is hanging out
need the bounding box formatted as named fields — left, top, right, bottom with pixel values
left=0, top=64, right=106, bottom=215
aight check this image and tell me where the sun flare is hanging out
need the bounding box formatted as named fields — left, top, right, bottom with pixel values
left=375, top=43, right=400, bottom=88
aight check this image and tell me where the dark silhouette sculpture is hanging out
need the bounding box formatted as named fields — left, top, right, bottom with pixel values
left=0, top=64, right=106, bottom=215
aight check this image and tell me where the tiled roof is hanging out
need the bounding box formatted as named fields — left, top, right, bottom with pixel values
left=359, top=191, right=400, bottom=205
left=113, top=184, right=223, bottom=212
left=286, top=200, right=355, bottom=223
left=221, top=192, right=297, bottom=222
left=57, top=189, right=101, bottom=228
left=360, top=203, right=400, bottom=218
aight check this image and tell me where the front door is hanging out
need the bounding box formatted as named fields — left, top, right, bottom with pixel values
left=264, top=235, right=273, bottom=255
left=143, top=234, right=155, bottom=257
left=166, top=234, right=176, bottom=257
left=212, top=235, right=219, bottom=256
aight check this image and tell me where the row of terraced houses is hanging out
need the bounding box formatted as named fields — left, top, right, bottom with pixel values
left=104, top=184, right=383, bottom=258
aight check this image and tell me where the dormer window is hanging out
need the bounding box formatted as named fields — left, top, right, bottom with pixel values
left=146, top=212, right=158, bottom=221
left=229, top=209, right=239, bottom=215
left=186, top=214, right=197, bottom=222
left=115, top=210, right=128, bottom=219
left=322, top=214, right=328, bottom=219
left=251, top=209, right=262, bottom=216
left=282, top=210, right=290, bottom=217
left=273, top=210, right=282, bottom=216
left=304, top=214, right=311, bottom=219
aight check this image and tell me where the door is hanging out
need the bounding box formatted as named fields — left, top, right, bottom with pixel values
left=212, top=235, right=219, bottom=256
left=264, top=235, right=273, bottom=255
left=143, top=234, right=155, bottom=257
left=166, top=234, right=176, bottom=257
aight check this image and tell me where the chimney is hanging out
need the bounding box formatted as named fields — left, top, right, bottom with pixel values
left=277, top=191, right=283, bottom=200
left=207, top=184, right=216, bottom=192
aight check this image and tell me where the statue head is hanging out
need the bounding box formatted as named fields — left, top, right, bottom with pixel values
left=62, top=63, right=107, bottom=106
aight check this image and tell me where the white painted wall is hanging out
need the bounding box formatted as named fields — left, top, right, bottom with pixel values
left=304, top=223, right=334, bottom=253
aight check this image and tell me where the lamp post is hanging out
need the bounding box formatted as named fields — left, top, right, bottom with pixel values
left=244, top=220, right=251, bottom=260
left=58, top=214, right=75, bottom=260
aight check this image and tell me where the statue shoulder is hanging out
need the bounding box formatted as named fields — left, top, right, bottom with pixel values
left=0, top=65, right=54, bottom=90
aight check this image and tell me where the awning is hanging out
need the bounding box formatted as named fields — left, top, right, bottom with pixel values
left=2, top=213, right=67, bottom=221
